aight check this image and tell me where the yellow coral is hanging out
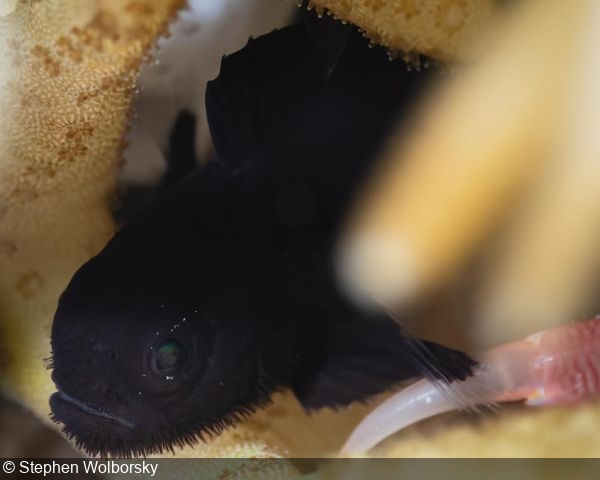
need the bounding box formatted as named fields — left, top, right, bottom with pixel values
left=0, top=0, right=182, bottom=415
left=309, top=0, right=496, bottom=61
left=378, top=403, right=600, bottom=457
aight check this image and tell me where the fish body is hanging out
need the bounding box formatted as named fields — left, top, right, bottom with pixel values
left=50, top=23, right=475, bottom=457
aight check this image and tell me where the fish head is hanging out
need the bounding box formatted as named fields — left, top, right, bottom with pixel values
left=49, top=250, right=270, bottom=457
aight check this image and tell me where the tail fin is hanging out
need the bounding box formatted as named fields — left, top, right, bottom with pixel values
left=292, top=315, right=476, bottom=411
left=407, top=338, right=476, bottom=383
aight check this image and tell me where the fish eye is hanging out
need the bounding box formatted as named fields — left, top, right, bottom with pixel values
left=151, top=338, right=187, bottom=376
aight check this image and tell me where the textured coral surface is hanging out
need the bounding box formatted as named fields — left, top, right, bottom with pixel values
left=309, top=0, right=496, bottom=61
left=0, top=0, right=182, bottom=415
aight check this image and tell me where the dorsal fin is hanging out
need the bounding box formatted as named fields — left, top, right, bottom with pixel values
left=205, top=24, right=325, bottom=170
left=205, top=23, right=433, bottom=219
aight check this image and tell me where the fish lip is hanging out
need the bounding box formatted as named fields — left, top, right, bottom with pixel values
left=50, top=391, right=136, bottom=429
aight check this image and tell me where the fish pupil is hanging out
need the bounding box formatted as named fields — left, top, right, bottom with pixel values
left=152, top=339, right=186, bottom=375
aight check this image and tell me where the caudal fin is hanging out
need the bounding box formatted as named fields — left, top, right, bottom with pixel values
left=292, top=316, right=476, bottom=411
left=407, top=338, right=476, bottom=383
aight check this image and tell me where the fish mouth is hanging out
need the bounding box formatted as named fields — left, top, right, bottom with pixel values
left=50, top=391, right=135, bottom=429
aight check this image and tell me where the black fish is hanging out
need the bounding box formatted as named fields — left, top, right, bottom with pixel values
left=49, top=24, right=475, bottom=457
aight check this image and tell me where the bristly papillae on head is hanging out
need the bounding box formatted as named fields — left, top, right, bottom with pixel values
left=48, top=292, right=291, bottom=459
left=50, top=386, right=277, bottom=458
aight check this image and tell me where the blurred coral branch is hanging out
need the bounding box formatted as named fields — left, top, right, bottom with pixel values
left=339, top=0, right=600, bottom=346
